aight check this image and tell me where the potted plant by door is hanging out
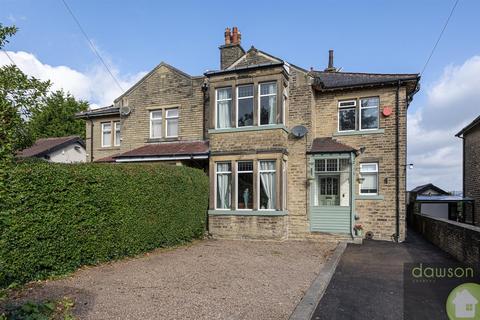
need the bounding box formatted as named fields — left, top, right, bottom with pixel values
left=354, top=224, right=363, bottom=237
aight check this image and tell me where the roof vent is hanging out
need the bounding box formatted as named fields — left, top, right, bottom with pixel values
left=324, top=49, right=336, bottom=72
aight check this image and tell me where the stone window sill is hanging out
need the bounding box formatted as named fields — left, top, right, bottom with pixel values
left=333, top=129, right=385, bottom=137
left=146, top=137, right=179, bottom=143
left=97, top=146, right=120, bottom=151
left=208, top=209, right=288, bottom=216
left=356, top=195, right=384, bottom=200
left=208, top=124, right=289, bottom=134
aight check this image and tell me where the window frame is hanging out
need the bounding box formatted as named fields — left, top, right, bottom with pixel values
left=359, top=97, right=380, bottom=131
left=113, top=121, right=121, bottom=146
left=101, top=122, right=112, bottom=147
left=236, top=84, right=254, bottom=128
left=165, top=107, right=179, bottom=138
left=149, top=110, right=163, bottom=139
left=258, top=81, right=278, bottom=126
left=215, top=87, right=233, bottom=129
left=236, top=161, right=254, bottom=211
left=359, top=162, right=379, bottom=196
left=338, top=99, right=357, bottom=132
left=214, top=162, right=232, bottom=210
left=258, top=160, right=277, bottom=211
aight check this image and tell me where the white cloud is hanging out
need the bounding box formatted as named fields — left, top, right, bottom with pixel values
left=0, top=50, right=146, bottom=108
left=408, top=55, right=480, bottom=192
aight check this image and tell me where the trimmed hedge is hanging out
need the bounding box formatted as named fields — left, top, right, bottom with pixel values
left=0, top=162, right=209, bottom=288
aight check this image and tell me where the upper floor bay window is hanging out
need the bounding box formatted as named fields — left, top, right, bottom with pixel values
left=150, top=110, right=163, bottom=138
left=114, top=121, right=121, bottom=146
left=259, top=82, right=277, bottom=125
left=216, top=87, right=232, bottom=128
left=338, top=97, right=379, bottom=132
left=237, top=85, right=254, bottom=127
left=360, top=97, right=379, bottom=130
left=259, top=160, right=276, bottom=210
left=101, top=122, right=112, bottom=147
left=216, top=162, right=232, bottom=209
left=166, top=108, right=179, bottom=137
left=359, top=163, right=378, bottom=195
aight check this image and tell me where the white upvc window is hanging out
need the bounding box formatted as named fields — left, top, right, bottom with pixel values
left=216, top=87, right=232, bottom=129
left=165, top=108, right=179, bottom=137
left=259, top=82, right=277, bottom=125
left=101, top=122, right=112, bottom=147
left=236, top=84, right=254, bottom=127
left=359, top=163, right=379, bottom=195
left=258, top=160, right=276, bottom=210
left=360, top=97, right=379, bottom=130
left=215, top=162, right=232, bottom=210
left=236, top=161, right=254, bottom=210
left=150, top=110, right=163, bottom=138
left=338, top=100, right=357, bottom=132
left=114, top=121, right=121, bottom=146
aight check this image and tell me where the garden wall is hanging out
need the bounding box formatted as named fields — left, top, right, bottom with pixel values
left=412, top=213, right=480, bottom=265
left=0, top=162, right=209, bottom=287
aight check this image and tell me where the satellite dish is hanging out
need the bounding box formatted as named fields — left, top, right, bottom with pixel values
left=120, top=106, right=131, bottom=116
left=291, top=125, right=308, bottom=138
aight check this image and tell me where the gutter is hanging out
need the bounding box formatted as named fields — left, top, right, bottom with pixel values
left=114, top=154, right=209, bottom=163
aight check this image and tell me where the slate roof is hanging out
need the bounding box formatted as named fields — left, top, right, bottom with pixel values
left=76, top=105, right=119, bottom=119
left=410, top=183, right=449, bottom=195
left=311, top=71, right=419, bottom=91
left=308, top=137, right=356, bottom=154
left=456, top=114, right=480, bottom=137
left=115, top=141, right=209, bottom=159
left=17, top=136, right=85, bottom=158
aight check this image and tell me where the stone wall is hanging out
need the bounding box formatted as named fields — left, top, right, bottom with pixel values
left=412, top=213, right=480, bottom=265
left=208, top=215, right=287, bottom=240
left=464, top=124, right=480, bottom=225
left=85, top=115, right=121, bottom=162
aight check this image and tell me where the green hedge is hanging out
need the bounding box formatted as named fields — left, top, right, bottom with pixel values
left=0, top=162, right=209, bottom=288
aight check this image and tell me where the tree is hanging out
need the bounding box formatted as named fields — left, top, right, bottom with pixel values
left=29, top=90, right=88, bottom=140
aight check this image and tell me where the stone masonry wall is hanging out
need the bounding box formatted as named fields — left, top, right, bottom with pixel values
left=464, top=124, right=480, bottom=225
left=85, top=115, right=121, bottom=162
left=208, top=215, right=287, bottom=240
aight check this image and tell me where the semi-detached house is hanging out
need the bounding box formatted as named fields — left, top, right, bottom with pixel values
left=77, top=27, right=420, bottom=242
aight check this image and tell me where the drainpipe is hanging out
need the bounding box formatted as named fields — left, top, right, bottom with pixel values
left=394, top=81, right=401, bottom=242
left=201, top=82, right=209, bottom=141
left=88, top=115, right=94, bottom=163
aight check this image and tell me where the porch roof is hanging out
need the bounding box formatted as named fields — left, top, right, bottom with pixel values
left=308, top=137, right=356, bottom=154
left=113, top=141, right=209, bottom=161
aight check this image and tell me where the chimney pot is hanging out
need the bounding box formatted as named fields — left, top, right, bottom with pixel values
left=325, top=49, right=336, bottom=72
left=224, top=28, right=231, bottom=45
left=232, top=27, right=239, bottom=44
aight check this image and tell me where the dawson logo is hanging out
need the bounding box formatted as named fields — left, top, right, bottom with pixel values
left=446, top=283, right=480, bottom=319
left=412, top=263, right=474, bottom=281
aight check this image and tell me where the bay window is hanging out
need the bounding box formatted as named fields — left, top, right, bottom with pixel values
left=150, top=110, right=163, bottom=138
left=237, top=85, right=254, bottom=127
left=259, top=160, right=276, bottom=210
left=166, top=108, right=179, bottom=137
left=259, top=82, right=277, bottom=125
left=216, top=87, right=232, bottom=128
left=101, top=122, right=112, bottom=147
left=338, top=100, right=356, bottom=131
left=360, top=163, right=378, bottom=195
left=360, top=97, right=379, bottom=130
left=237, top=161, right=254, bottom=210
left=216, top=163, right=232, bottom=209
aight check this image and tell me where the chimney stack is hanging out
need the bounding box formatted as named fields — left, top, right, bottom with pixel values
left=325, top=49, right=336, bottom=72
left=220, top=26, right=245, bottom=69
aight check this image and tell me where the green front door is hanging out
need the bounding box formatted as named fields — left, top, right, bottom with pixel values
left=309, top=154, right=354, bottom=234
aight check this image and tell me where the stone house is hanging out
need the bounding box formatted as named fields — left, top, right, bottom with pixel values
left=77, top=27, right=420, bottom=241
left=456, top=114, right=480, bottom=225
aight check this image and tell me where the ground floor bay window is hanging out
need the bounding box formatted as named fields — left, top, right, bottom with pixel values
left=211, top=156, right=286, bottom=213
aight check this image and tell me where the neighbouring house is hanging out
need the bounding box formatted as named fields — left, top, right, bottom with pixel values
left=77, top=27, right=421, bottom=241
left=408, top=183, right=474, bottom=224
left=456, top=114, right=480, bottom=226
left=17, top=136, right=86, bottom=163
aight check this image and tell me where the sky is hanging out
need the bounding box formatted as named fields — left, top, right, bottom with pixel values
left=1, top=0, right=479, bottom=191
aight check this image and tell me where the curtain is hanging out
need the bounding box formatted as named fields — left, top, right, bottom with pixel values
left=217, top=89, right=231, bottom=128
left=217, top=163, right=231, bottom=209
left=260, top=161, right=275, bottom=209
left=268, top=95, right=276, bottom=124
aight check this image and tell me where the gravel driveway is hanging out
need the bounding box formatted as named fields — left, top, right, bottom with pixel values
left=4, top=239, right=336, bottom=320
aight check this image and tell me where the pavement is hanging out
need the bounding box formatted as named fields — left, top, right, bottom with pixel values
left=311, top=230, right=471, bottom=320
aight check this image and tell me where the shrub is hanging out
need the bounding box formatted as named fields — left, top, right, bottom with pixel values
left=0, top=162, right=209, bottom=288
